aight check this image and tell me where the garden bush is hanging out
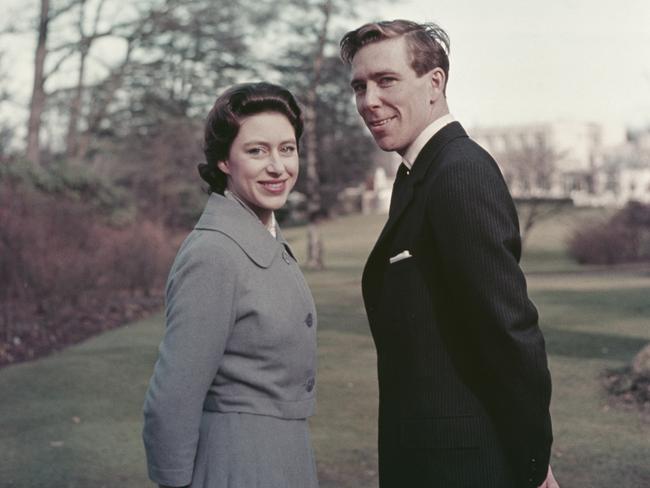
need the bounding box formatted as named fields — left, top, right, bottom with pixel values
left=568, top=201, right=650, bottom=264
left=0, top=179, right=177, bottom=364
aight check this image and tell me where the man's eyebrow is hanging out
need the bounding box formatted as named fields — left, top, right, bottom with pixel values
left=371, top=70, right=397, bottom=78
left=351, top=70, right=398, bottom=86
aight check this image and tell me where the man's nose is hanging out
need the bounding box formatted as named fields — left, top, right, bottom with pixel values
left=362, top=84, right=381, bottom=109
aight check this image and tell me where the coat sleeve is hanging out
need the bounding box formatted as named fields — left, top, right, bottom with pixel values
left=142, top=232, right=238, bottom=487
left=426, top=154, right=553, bottom=487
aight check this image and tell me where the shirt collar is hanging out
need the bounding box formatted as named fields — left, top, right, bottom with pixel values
left=402, top=113, right=455, bottom=169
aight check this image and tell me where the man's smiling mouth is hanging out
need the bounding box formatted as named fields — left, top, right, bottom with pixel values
left=368, top=116, right=397, bottom=130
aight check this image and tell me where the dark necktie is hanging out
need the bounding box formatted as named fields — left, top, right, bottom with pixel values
left=389, top=163, right=409, bottom=217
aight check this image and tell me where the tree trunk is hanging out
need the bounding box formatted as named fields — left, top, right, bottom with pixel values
left=77, top=38, right=134, bottom=159
left=65, top=44, right=88, bottom=159
left=304, top=0, right=332, bottom=270
left=26, top=0, right=50, bottom=165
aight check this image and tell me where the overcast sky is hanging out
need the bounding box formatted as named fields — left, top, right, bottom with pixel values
left=1, top=0, right=649, bottom=133
left=369, top=0, right=650, bottom=130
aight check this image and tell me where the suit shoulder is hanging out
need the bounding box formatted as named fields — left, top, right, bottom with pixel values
left=429, top=137, right=506, bottom=189
left=439, top=137, right=500, bottom=173
left=425, top=138, right=515, bottom=212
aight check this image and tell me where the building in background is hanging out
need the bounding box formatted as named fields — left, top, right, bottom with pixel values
left=340, top=121, right=650, bottom=215
left=469, top=121, right=633, bottom=205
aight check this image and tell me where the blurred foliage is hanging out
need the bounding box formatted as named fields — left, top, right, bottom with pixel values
left=0, top=158, right=133, bottom=221
left=568, top=201, right=650, bottom=264
left=0, top=0, right=381, bottom=347
left=4, top=0, right=378, bottom=224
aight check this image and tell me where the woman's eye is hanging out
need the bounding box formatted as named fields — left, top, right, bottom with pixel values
left=281, top=145, right=297, bottom=154
left=247, top=147, right=264, bottom=155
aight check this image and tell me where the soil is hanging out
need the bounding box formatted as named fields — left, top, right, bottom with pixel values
left=602, top=367, right=650, bottom=419
left=0, top=291, right=163, bottom=368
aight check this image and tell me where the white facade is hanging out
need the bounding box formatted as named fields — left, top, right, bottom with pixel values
left=618, top=168, right=650, bottom=205
left=341, top=122, right=648, bottom=214
left=469, top=120, right=650, bottom=207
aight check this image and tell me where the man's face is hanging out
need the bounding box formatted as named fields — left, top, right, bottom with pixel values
left=350, top=37, right=437, bottom=155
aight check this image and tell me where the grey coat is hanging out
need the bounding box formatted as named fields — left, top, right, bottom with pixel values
left=143, top=193, right=318, bottom=487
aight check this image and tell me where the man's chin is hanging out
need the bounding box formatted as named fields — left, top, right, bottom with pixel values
left=373, top=136, right=396, bottom=152
left=375, top=139, right=405, bottom=154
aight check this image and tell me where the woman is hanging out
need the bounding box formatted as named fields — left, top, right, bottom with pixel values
left=143, top=82, right=318, bottom=488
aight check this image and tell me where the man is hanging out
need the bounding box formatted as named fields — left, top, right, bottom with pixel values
left=340, top=20, right=558, bottom=488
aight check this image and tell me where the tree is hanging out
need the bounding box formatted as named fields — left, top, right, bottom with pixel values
left=22, top=0, right=135, bottom=163
left=89, top=0, right=280, bottom=225
left=302, top=0, right=332, bottom=270
left=272, top=0, right=378, bottom=269
left=64, top=0, right=117, bottom=159
left=0, top=53, right=14, bottom=160
left=25, top=0, right=50, bottom=164
left=110, top=0, right=271, bottom=132
left=10, top=0, right=378, bottom=229
left=495, top=134, right=570, bottom=245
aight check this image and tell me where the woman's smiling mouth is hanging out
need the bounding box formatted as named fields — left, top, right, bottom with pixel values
left=259, top=179, right=288, bottom=193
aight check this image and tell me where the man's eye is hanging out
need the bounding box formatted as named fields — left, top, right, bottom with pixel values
left=379, top=77, right=396, bottom=86
left=281, top=145, right=296, bottom=154
left=247, top=147, right=264, bottom=155
left=352, top=84, right=365, bottom=94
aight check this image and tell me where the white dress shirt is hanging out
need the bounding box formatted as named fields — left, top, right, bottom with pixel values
left=401, top=113, right=456, bottom=171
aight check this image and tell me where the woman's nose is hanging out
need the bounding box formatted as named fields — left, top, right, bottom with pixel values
left=266, top=155, right=283, bottom=173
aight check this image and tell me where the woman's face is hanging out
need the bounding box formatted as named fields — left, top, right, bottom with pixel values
left=218, top=112, right=299, bottom=225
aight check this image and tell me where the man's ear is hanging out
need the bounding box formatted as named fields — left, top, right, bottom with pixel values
left=217, top=160, right=230, bottom=175
left=429, top=67, right=446, bottom=101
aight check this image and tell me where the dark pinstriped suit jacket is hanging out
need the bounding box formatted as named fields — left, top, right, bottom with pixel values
left=361, top=121, right=553, bottom=488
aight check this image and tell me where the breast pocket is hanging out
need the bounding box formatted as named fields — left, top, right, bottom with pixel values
left=384, top=253, right=417, bottom=295
left=383, top=254, right=434, bottom=321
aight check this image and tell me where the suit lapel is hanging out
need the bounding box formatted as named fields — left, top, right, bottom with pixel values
left=369, top=122, right=469, bottom=261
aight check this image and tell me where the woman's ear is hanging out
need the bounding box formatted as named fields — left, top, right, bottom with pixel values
left=217, top=160, right=230, bottom=175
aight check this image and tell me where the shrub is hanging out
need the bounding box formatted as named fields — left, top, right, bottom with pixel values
left=568, top=202, right=650, bottom=264
left=0, top=180, right=176, bottom=344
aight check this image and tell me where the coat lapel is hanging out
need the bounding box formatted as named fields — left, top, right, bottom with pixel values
left=195, top=193, right=279, bottom=268
left=368, top=122, right=469, bottom=264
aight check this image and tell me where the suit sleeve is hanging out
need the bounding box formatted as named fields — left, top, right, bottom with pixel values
left=142, top=232, right=238, bottom=487
left=426, top=155, right=553, bottom=487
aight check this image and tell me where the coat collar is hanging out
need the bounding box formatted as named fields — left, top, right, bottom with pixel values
left=194, top=193, right=294, bottom=268
left=408, top=121, right=468, bottom=186
left=371, top=121, right=469, bottom=257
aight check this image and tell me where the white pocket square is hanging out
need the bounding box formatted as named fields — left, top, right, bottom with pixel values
left=389, top=250, right=412, bottom=264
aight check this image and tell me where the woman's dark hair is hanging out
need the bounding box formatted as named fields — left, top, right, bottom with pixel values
left=198, top=82, right=304, bottom=194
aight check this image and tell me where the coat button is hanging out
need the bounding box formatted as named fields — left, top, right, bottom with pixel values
left=306, top=377, right=315, bottom=392
left=282, top=250, right=291, bottom=264
left=305, top=313, right=313, bottom=327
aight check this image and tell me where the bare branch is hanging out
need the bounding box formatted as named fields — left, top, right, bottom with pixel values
left=77, top=0, right=88, bottom=37
left=91, top=0, right=109, bottom=35
left=49, top=0, right=85, bottom=20
left=49, top=29, right=114, bottom=55
left=43, top=48, right=76, bottom=80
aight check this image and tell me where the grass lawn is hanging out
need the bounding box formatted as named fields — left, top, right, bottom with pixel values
left=1, top=210, right=648, bottom=487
